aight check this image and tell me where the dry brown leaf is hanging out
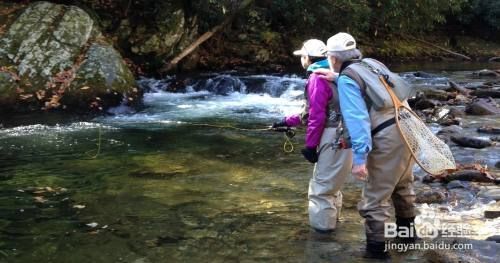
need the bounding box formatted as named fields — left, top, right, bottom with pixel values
left=19, top=94, right=33, bottom=100
left=36, top=90, right=46, bottom=100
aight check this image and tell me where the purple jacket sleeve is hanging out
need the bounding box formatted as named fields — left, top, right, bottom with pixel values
left=305, top=73, right=332, bottom=148
left=285, top=114, right=302, bottom=127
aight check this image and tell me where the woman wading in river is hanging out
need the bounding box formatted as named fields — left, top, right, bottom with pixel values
left=272, top=39, right=352, bottom=233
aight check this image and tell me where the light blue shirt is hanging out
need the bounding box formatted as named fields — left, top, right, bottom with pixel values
left=337, top=75, right=372, bottom=165
left=307, top=59, right=329, bottom=72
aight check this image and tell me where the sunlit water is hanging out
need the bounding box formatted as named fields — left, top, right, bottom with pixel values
left=0, top=66, right=499, bottom=262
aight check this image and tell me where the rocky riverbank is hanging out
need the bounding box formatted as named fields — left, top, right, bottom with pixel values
left=1, top=1, right=499, bottom=114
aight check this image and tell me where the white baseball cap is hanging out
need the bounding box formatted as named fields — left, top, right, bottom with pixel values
left=293, top=39, right=327, bottom=57
left=326, top=32, right=356, bottom=53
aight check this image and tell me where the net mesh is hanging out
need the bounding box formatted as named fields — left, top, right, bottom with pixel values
left=397, top=107, right=456, bottom=175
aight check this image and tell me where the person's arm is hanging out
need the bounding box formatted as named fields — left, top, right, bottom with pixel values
left=337, top=75, right=372, bottom=165
left=284, top=114, right=302, bottom=127
left=305, top=73, right=332, bottom=148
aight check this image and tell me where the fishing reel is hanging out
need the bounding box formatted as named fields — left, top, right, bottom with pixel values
left=270, top=126, right=296, bottom=138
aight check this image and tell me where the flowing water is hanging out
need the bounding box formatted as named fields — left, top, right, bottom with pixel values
left=0, top=63, right=499, bottom=262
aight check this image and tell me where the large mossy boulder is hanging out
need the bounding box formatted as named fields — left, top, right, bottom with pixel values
left=0, top=1, right=139, bottom=113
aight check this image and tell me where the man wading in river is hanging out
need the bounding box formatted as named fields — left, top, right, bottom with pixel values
left=272, top=39, right=352, bottom=233
left=318, top=32, right=417, bottom=259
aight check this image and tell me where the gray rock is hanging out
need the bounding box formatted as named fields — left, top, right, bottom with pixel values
left=0, top=2, right=93, bottom=85
left=484, top=211, right=500, bottom=219
left=448, top=188, right=475, bottom=204
left=473, top=69, right=500, bottom=77
left=450, top=136, right=492, bottom=149
left=465, top=98, right=500, bottom=115
left=438, top=125, right=463, bottom=136
left=446, top=180, right=469, bottom=190
left=416, top=190, right=446, bottom=204
left=446, top=169, right=494, bottom=183
left=471, top=89, right=500, bottom=98
left=448, top=107, right=466, bottom=117
left=0, top=1, right=138, bottom=112
left=478, top=188, right=500, bottom=200
left=486, top=235, right=500, bottom=243
left=477, top=126, right=500, bottom=135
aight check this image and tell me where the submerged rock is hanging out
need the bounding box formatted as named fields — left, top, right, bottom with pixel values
left=472, top=69, right=500, bottom=77
left=416, top=190, right=446, bottom=204
left=470, top=89, right=500, bottom=98
left=450, top=136, right=492, bottom=149
left=477, top=126, right=500, bottom=135
left=465, top=98, right=500, bottom=115
left=486, top=235, right=500, bottom=243
left=438, top=125, right=463, bottom=136
left=478, top=188, right=500, bottom=201
left=0, top=1, right=139, bottom=113
left=445, top=170, right=494, bottom=183
left=446, top=180, right=470, bottom=190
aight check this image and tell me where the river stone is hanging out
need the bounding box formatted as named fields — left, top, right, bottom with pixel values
left=0, top=1, right=138, bottom=112
left=472, top=69, right=500, bottom=78
left=445, top=170, right=493, bottom=183
left=477, top=126, right=500, bottom=135
left=446, top=180, right=470, bottom=190
left=486, top=235, right=500, bottom=243
left=466, top=98, right=500, bottom=115
left=470, top=89, right=500, bottom=98
left=477, top=188, right=500, bottom=200
left=416, top=190, right=446, bottom=204
left=438, top=125, right=463, bottom=136
left=450, top=136, right=492, bottom=149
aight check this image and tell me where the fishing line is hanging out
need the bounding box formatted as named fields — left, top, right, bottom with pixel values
left=85, top=126, right=102, bottom=159
left=85, top=122, right=296, bottom=159
left=185, top=122, right=297, bottom=153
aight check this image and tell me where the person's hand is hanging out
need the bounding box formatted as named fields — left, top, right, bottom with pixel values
left=272, top=119, right=288, bottom=129
left=352, top=164, right=368, bottom=181
left=313, top=68, right=338, bottom=82
left=301, top=147, right=318, bottom=163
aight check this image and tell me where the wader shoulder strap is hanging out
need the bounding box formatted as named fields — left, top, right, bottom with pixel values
left=340, top=66, right=372, bottom=110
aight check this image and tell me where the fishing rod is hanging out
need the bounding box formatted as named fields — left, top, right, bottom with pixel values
left=184, top=122, right=297, bottom=153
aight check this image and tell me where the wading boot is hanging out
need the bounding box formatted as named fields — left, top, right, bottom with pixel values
left=396, top=216, right=418, bottom=243
left=364, top=240, right=390, bottom=260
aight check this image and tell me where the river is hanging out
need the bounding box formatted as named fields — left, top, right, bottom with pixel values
left=0, top=63, right=499, bottom=262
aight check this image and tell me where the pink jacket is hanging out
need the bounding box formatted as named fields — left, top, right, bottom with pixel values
left=285, top=73, right=333, bottom=148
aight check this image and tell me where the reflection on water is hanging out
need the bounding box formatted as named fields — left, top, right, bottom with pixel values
left=0, top=67, right=499, bottom=262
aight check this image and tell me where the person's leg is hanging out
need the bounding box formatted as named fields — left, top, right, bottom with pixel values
left=308, top=128, right=352, bottom=231
left=358, top=125, right=413, bottom=258
left=392, top=156, right=417, bottom=241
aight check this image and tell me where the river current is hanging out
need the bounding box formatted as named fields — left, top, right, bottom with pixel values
left=0, top=64, right=499, bottom=262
